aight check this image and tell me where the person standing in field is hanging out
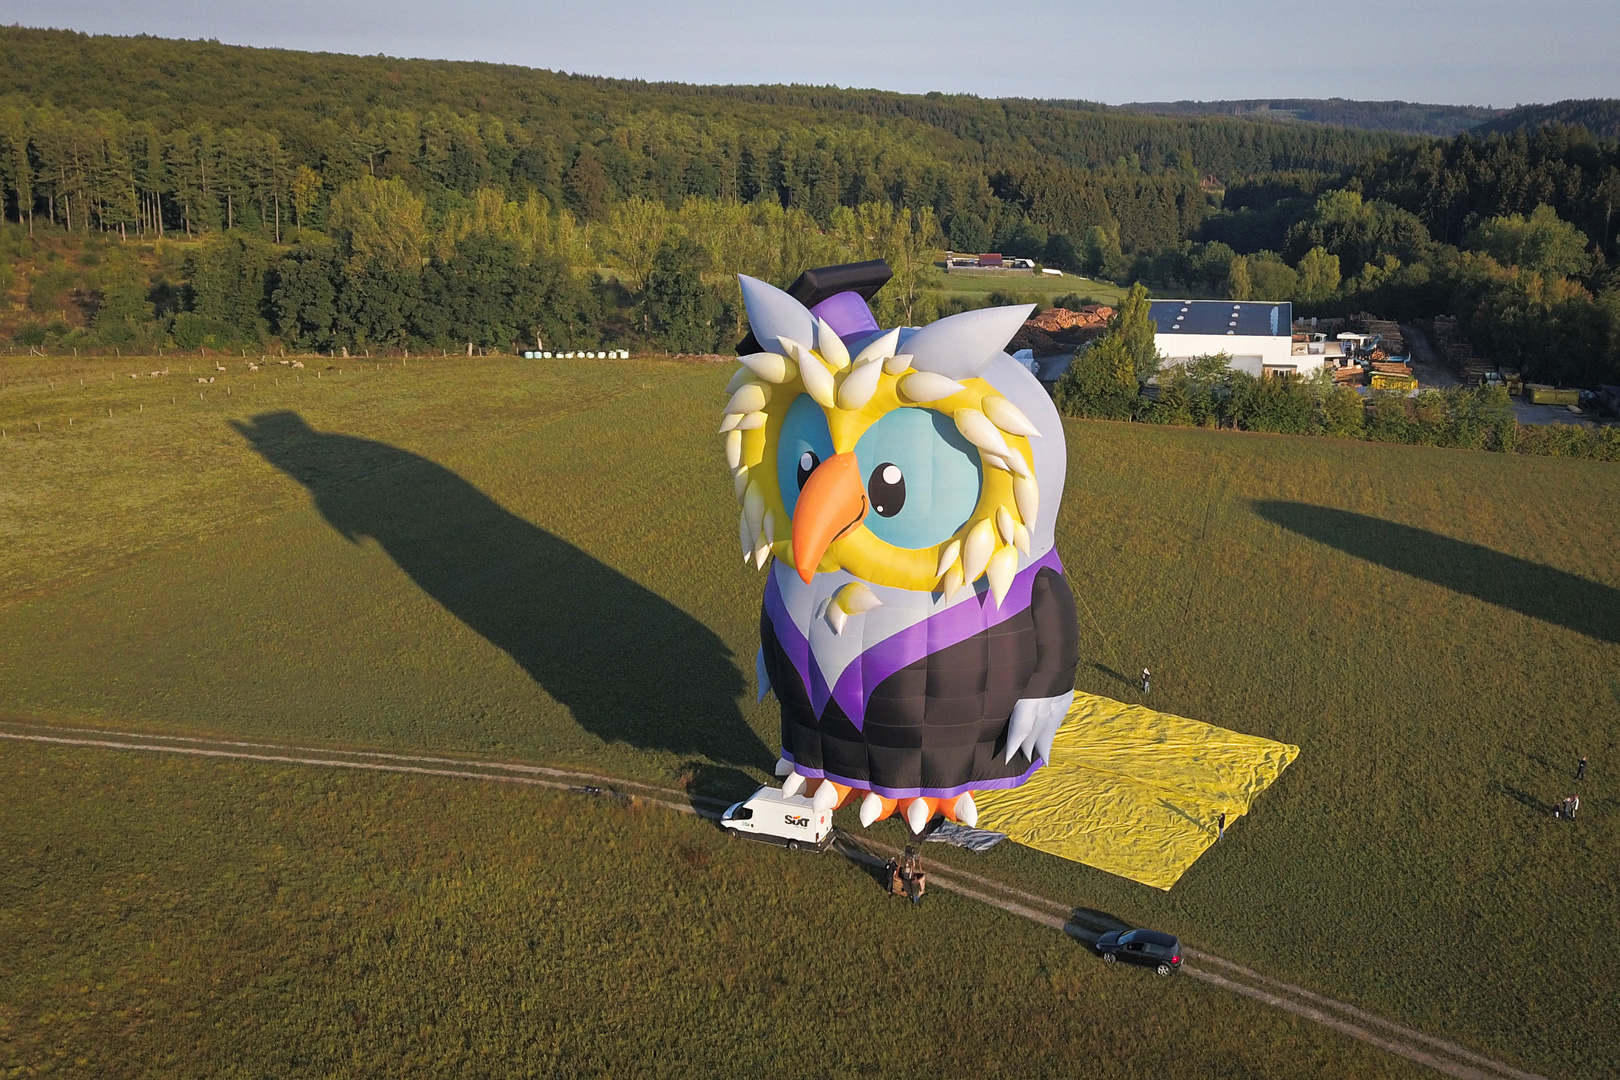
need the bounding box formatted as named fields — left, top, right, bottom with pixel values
left=1567, top=794, right=1579, bottom=821
left=1218, top=812, right=1226, bottom=840
left=1141, top=668, right=1151, bottom=695
left=1576, top=756, right=1587, bottom=781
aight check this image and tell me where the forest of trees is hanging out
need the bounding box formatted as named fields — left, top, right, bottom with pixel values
left=1474, top=100, right=1620, bottom=140
left=1128, top=123, right=1620, bottom=386
left=1, top=27, right=1618, bottom=386
left=0, top=26, right=1416, bottom=252
left=1117, top=99, right=1504, bottom=137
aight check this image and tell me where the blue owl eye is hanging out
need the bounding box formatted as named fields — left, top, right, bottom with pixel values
left=776, top=394, right=834, bottom=519
left=853, top=408, right=981, bottom=550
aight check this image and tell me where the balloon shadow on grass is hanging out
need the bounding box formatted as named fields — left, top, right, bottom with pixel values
left=1254, top=502, right=1620, bottom=645
left=1063, top=907, right=1132, bottom=949
left=233, top=411, right=770, bottom=769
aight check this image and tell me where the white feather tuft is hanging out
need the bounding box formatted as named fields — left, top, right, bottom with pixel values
left=986, top=544, right=1018, bottom=606
left=743, top=479, right=765, bottom=546
left=1013, top=474, right=1039, bottom=530
left=815, top=317, right=850, bottom=369
left=836, top=357, right=883, bottom=411
left=1000, top=449, right=1032, bottom=478
left=955, top=408, right=1015, bottom=460
left=982, top=394, right=1042, bottom=438
left=899, top=371, right=966, bottom=403
left=724, top=382, right=770, bottom=415
left=1034, top=691, right=1074, bottom=763
left=995, top=505, right=1017, bottom=547
left=738, top=352, right=796, bottom=384
left=1005, top=699, right=1037, bottom=763
left=834, top=581, right=884, bottom=615
left=963, top=518, right=996, bottom=583
left=798, top=350, right=837, bottom=408
left=854, top=329, right=901, bottom=366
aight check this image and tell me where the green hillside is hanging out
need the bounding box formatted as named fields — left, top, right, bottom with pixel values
left=1119, top=98, right=1502, bottom=136
left=0, top=23, right=1414, bottom=287
left=0, top=27, right=1617, bottom=383
left=1473, top=98, right=1620, bottom=139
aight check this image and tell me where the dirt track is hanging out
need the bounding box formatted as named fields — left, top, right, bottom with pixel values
left=0, top=722, right=1545, bottom=1080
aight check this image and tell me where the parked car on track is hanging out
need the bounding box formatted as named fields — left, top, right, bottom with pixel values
left=1095, top=928, right=1182, bottom=976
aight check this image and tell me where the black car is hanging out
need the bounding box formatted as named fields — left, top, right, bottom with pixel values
left=1095, top=928, right=1182, bottom=976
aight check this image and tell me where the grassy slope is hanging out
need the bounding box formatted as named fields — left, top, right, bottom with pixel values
left=0, top=354, right=1616, bottom=1075
left=926, top=271, right=1127, bottom=309
left=0, top=743, right=1417, bottom=1078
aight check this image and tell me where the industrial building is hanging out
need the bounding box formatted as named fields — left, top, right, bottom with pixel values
left=1148, top=300, right=1331, bottom=377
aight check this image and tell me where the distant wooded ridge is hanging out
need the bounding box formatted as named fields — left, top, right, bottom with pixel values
left=1475, top=100, right=1620, bottom=140
left=0, top=25, right=1415, bottom=256
left=1116, top=99, right=1505, bottom=137
left=2, top=25, right=1618, bottom=390
left=1120, top=98, right=1620, bottom=140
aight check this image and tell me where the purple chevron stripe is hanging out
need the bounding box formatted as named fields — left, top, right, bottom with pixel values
left=763, top=548, right=1064, bottom=730
left=778, top=748, right=1045, bottom=800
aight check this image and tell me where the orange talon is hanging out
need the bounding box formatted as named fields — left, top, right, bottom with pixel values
left=854, top=790, right=900, bottom=826
left=806, top=778, right=853, bottom=812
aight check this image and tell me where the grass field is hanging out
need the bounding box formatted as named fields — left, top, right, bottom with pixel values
left=1, top=742, right=1422, bottom=1078
left=924, top=269, right=1127, bottom=309
left=1, top=352, right=1617, bottom=1076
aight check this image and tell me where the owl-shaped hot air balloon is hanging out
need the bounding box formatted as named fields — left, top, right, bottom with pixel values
left=722, top=266, right=1079, bottom=835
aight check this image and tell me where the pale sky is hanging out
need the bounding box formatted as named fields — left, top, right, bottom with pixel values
left=5, top=0, right=1617, bottom=106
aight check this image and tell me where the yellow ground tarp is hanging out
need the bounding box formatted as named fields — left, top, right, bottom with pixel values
left=975, top=692, right=1299, bottom=890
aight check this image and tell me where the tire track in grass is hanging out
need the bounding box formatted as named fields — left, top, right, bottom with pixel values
left=0, top=721, right=1544, bottom=1080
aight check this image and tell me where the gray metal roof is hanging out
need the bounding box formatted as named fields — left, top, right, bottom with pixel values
left=1149, top=299, right=1293, bottom=338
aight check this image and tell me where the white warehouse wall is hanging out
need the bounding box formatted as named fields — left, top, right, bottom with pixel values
left=1154, top=333, right=1319, bottom=377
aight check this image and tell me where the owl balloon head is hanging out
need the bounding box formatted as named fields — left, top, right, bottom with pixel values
left=723, top=266, right=1079, bottom=836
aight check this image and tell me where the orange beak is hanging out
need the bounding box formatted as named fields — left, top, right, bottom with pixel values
left=791, top=451, right=868, bottom=583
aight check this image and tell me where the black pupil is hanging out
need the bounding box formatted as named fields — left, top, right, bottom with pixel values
left=868, top=463, right=905, bottom=517
left=797, top=451, right=820, bottom=489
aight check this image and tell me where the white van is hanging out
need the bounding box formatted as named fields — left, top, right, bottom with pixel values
left=720, top=785, right=832, bottom=851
